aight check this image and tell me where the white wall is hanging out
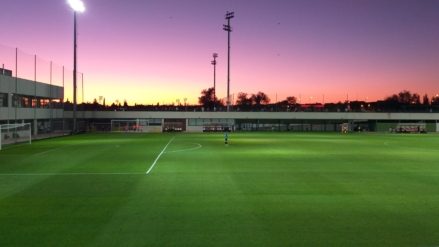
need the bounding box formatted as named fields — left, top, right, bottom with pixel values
left=65, top=110, right=439, bottom=122
left=186, top=126, right=203, bottom=132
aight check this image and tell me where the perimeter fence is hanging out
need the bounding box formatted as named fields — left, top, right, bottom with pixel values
left=0, top=43, right=85, bottom=144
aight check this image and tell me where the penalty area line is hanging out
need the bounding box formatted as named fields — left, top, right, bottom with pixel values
left=146, top=136, right=175, bottom=174
left=34, top=144, right=76, bottom=156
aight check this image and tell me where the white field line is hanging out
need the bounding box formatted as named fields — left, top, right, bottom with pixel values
left=384, top=142, right=435, bottom=151
left=164, top=142, right=202, bottom=153
left=0, top=173, right=144, bottom=176
left=34, top=144, right=76, bottom=156
left=0, top=155, right=32, bottom=157
left=1, top=142, right=32, bottom=151
left=146, top=136, right=175, bottom=174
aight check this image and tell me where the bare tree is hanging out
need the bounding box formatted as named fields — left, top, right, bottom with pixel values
left=398, top=90, right=412, bottom=104
left=236, top=92, right=252, bottom=105
left=251, top=91, right=270, bottom=105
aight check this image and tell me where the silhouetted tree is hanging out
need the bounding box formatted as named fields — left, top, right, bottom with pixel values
left=93, top=98, right=99, bottom=110
left=198, top=87, right=216, bottom=109
left=110, top=103, right=117, bottom=111
left=432, top=95, right=439, bottom=106
left=382, top=94, right=400, bottom=111
left=286, top=96, right=297, bottom=104
left=251, top=92, right=270, bottom=106
left=411, top=93, right=421, bottom=105
left=236, top=92, right=252, bottom=105
left=398, top=90, right=412, bottom=104
left=385, top=90, right=420, bottom=105
left=423, top=94, right=429, bottom=105
left=385, top=94, right=399, bottom=102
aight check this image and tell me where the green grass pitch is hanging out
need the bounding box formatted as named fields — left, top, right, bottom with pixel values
left=0, top=132, right=438, bottom=247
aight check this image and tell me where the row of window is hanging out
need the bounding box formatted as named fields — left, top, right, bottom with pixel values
left=0, top=93, right=62, bottom=109
left=188, top=118, right=234, bottom=126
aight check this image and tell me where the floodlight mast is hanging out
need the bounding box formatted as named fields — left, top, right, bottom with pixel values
left=211, top=53, right=218, bottom=109
left=67, top=0, right=84, bottom=133
left=223, top=11, right=234, bottom=112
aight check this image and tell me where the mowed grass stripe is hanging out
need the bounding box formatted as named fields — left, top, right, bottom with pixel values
left=0, top=132, right=438, bottom=247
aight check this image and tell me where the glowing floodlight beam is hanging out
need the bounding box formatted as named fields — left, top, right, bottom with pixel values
left=68, top=0, right=85, bottom=12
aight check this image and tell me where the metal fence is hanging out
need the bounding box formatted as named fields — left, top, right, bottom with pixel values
left=0, top=43, right=84, bottom=102
left=0, top=43, right=84, bottom=144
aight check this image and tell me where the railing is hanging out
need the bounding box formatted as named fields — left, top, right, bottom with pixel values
left=0, top=43, right=83, bottom=104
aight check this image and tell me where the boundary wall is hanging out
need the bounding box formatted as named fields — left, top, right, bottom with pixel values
left=64, top=111, right=439, bottom=133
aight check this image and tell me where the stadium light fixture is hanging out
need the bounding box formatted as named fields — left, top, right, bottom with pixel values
left=211, top=53, right=218, bottom=109
left=67, top=0, right=85, bottom=132
left=223, top=11, right=234, bottom=112
left=68, top=0, right=85, bottom=12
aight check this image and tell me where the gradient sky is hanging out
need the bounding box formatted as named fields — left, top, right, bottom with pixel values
left=1, top=0, right=438, bottom=105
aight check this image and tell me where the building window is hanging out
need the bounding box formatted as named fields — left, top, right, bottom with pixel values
left=32, top=98, right=39, bottom=108
left=12, top=94, right=32, bottom=107
left=40, top=99, right=50, bottom=108
left=0, top=93, right=7, bottom=107
left=12, top=94, right=18, bottom=107
left=20, top=96, right=31, bottom=107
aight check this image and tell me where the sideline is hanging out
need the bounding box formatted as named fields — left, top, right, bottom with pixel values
left=0, top=173, right=144, bottom=176
left=146, top=136, right=175, bottom=174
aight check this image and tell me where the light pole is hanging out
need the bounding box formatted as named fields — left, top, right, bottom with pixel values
left=211, top=53, right=218, bottom=109
left=223, top=11, right=234, bottom=112
left=68, top=0, right=85, bottom=132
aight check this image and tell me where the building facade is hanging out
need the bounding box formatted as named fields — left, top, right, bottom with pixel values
left=0, top=72, right=64, bottom=136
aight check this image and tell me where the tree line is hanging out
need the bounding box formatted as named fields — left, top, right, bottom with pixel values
left=198, top=87, right=438, bottom=107
left=63, top=88, right=439, bottom=112
left=198, top=87, right=299, bottom=109
left=383, top=90, right=438, bottom=105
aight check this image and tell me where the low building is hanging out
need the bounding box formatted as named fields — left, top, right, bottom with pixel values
left=0, top=71, right=65, bottom=138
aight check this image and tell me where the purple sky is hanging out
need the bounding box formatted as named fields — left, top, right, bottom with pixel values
left=1, top=0, right=438, bottom=105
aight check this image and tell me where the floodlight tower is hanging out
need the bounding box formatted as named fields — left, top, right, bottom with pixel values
left=211, top=53, right=218, bottom=109
left=223, top=11, right=234, bottom=112
left=67, top=0, right=85, bottom=132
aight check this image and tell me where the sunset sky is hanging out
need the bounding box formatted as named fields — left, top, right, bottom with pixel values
left=0, top=0, right=438, bottom=105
